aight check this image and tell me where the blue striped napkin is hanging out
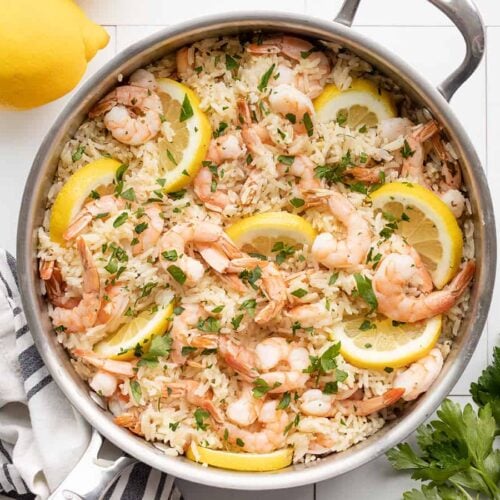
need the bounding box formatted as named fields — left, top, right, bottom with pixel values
left=0, top=250, right=181, bottom=500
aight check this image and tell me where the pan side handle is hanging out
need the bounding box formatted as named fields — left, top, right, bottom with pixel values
left=48, top=431, right=137, bottom=500
left=334, top=0, right=485, bottom=102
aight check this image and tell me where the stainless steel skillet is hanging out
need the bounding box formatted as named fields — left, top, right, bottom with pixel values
left=17, top=0, right=495, bottom=497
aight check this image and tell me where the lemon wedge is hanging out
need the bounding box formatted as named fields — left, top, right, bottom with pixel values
left=370, top=182, right=463, bottom=289
left=94, top=303, right=174, bottom=360
left=156, top=78, right=211, bottom=192
left=49, top=158, right=122, bottom=244
left=314, top=78, right=396, bottom=128
left=333, top=315, right=442, bottom=369
left=225, top=212, right=317, bottom=255
left=186, top=444, right=293, bottom=471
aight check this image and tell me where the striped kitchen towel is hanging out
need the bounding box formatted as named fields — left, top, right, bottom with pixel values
left=0, top=250, right=182, bottom=500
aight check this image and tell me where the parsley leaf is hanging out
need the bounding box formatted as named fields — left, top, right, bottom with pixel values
left=71, top=145, right=85, bottom=162
left=471, top=346, right=500, bottom=426
left=258, top=64, right=275, bottom=91
left=130, top=380, right=142, bottom=403
left=354, top=273, right=378, bottom=311
left=387, top=349, right=500, bottom=500
left=194, top=408, right=210, bottom=430
left=252, top=378, right=281, bottom=398
left=180, top=94, right=194, bottom=122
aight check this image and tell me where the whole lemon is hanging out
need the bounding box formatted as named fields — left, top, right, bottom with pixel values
left=0, top=0, right=109, bottom=109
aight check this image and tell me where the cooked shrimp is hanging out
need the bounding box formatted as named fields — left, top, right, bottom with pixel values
left=393, top=348, right=443, bottom=401
left=51, top=238, right=102, bottom=333
left=220, top=399, right=289, bottom=453
left=73, top=349, right=135, bottom=377
left=193, top=167, right=230, bottom=213
left=285, top=301, right=333, bottom=329
left=40, top=260, right=80, bottom=309
left=378, top=117, right=413, bottom=142
left=278, top=155, right=320, bottom=192
left=336, top=388, right=404, bottom=416
left=310, top=190, right=372, bottom=269
left=89, top=74, right=163, bottom=145
left=158, top=226, right=205, bottom=286
left=96, top=284, right=129, bottom=332
left=237, top=100, right=274, bottom=157
left=114, top=410, right=144, bottom=436
left=206, top=134, right=245, bottom=165
left=89, top=370, right=119, bottom=397
left=268, top=84, right=314, bottom=122
left=228, top=258, right=288, bottom=324
left=430, top=135, right=466, bottom=218
left=401, top=120, right=440, bottom=184
left=373, top=254, right=475, bottom=323
left=226, top=384, right=262, bottom=426
left=132, top=204, right=164, bottom=256
left=64, top=195, right=126, bottom=240
left=216, top=336, right=258, bottom=381
left=300, top=388, right=404, bottom=417
left=346, top=161, right=401, bottom=185
left=176, top=46, right=194, bottom=78
left=128, top=69, right=158, bottom=90
left=167, top=379, right=224, bottom=423
left=255, top=337, right=310, bottom=392
left=247, top=36, right=330, bottom=98
left=169, top=304, right=206, bottom=365
left=192, top=223, right=243, bottom=273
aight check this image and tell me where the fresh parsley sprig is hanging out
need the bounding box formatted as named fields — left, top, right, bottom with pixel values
left=387, top=347, right=500, bottom=499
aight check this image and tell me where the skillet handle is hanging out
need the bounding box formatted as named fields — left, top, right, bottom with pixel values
left=48, top=431, right=137, bottom=500
left=334, top=0, right=485, bottom=102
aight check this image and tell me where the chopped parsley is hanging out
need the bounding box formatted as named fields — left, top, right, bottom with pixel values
left=257, top=64, right=275, bottom=91
left=71, top=145, right=85, bottom=162
left=179, top=94, right=194, bottom=122
left=167, top=265, right=186, bottom=284
left=353, top=273, right=378, bottom=311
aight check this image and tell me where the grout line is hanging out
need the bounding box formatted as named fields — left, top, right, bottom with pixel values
left=314, top=482, right=317, bottom=500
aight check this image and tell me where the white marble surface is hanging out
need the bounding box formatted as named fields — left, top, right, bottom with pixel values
left=1, top=1, right=498, bottom=498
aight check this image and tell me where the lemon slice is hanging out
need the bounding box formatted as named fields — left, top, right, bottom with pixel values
left=156, top=78, right=211, bottom=192
left=49, top=158, right=122, bottom=244
left=94, top=303, right=174, bottom=360
left=186, top=444, right=293, bottom=471
left=333, top=315, right=442, bottom=369
left=370, top=182, right=463, bottom=289
left=225, top=212, right=317, bottom=255
left=314, top=78, right=396, bottom=128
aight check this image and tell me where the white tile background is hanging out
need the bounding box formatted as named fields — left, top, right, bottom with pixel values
left=0, top=1, right=498, bottom=498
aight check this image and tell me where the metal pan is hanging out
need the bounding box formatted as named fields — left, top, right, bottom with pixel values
left=17, top=0, right=495, bottom=497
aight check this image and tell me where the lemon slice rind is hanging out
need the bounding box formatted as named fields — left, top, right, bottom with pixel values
left=156, top=78, right=211, bottom=193
left=333, top=315, right=442, bottom=369
left=314, top=79, right=396, bottom=127
left=94, top=302, right=174, bottom=360
left=225, top=212, right=317, bottom=255
left=186, top=444, right=293, bottom=471
left=49, top=158, right=123, bottom=244
left=370, top=182, right=463, bottom=289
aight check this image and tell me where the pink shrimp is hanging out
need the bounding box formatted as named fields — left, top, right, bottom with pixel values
left=247, top=36, right=330, bottom=98
left=132, top=204, right=164, bottom=256
left=220, top=399, right=289, bottom=453
left=63, top=195, right=126, bottom=241
left=166, top=379, right=224, bottom=424
left=89, top=70, right=162, bottom=145
left=300, top=387, right=404, bottom=417
left=39, top=259, right=80, bottom=309
left=51, top=237, right=102, bottom=333
left=310, top=190, right=372, bottom=269
left=73, top=349, right=136, bottom=377
left=373, top=255, right=475, bottom=323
